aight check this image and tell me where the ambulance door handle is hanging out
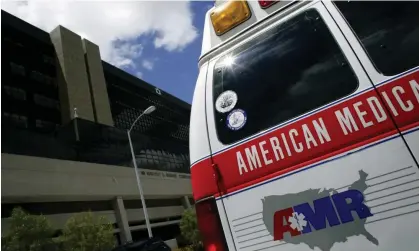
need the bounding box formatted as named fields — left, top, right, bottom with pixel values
left=212, top=163, right=227, bottom=195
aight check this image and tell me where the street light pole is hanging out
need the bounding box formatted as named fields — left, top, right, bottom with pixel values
left=127, top=106, right=156, bottom=238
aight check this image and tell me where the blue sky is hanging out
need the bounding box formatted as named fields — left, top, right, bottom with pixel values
left=126, top=2, right=210, bottom=104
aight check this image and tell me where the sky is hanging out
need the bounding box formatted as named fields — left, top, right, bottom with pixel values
left=1, top=0, right=213, bottom=104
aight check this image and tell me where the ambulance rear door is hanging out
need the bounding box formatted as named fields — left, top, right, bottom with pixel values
left=326, top=1, right=419, bottom=163
left=201, top=1, right=419, bottom=251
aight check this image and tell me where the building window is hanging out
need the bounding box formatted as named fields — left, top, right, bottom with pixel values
left=212, top=9, right=358, bottom=144
left=34, top=94, right=59, bottom=110
left=3, top=112, right=28, bottom=128
left=3, top=36, right=13, bottom=44
left=30, top=71, right=56, bottom=86
left=44, top=76, right=55, bottom=86
left=42, top=55, right=55, bottom=65
left=4, top=86, right=27, bottom=101
left=35, top=119, right=57, bottom=130
left=30, top=71, right=44, bottom=82
left=10, top=62, right=26, bottom=76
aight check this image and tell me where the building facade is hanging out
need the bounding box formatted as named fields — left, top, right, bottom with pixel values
left=1, top=10, right=193, bottom=245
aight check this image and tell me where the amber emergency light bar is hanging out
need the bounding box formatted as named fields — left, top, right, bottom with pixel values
left=210, top=0, right=251, bottom=36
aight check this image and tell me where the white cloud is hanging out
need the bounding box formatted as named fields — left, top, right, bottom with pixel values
left=110, top=42, right=144, bottom=69
left=1, top=0, right=198, bottom=73
left=142, top=59, right=154, bottom=71
left=135, top=71, right=144, bottom=79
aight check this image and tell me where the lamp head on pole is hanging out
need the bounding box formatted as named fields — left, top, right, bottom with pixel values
left=73, top=107, right=78, bottom=118
left=143, top=106, right=156, bottom=115
left=128, top=106, right=156, bottom=133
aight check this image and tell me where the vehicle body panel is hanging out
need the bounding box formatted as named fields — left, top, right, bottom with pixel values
left=190, top=1, right=419, bottom=251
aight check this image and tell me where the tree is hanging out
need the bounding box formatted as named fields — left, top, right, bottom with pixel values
left=179, top=208, right=201, bottom=248
left=60, top=211, right=115, bottom=251
left=1, top=207, right=55, bottom=251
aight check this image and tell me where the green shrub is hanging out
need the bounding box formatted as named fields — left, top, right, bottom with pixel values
left=2, top=208, right=116, bottom=251
left=60, top=211, right=115, bottom=251
left=179, top=208, right=202, bottom=250
left=1, top=207, right=55, bottom=251
left=173, top=246, right=194, bottom=251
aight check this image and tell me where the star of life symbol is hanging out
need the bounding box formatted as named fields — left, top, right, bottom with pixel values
left=288, top=212, right=307, bottom=231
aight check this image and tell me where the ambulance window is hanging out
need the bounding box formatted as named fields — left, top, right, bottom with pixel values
left=213, top=9, right=358, bottom=145
left=335, top=1, right=419, bottom=76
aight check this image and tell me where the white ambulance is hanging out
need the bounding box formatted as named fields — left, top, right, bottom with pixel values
left=189, top=1, right=419, bottom=251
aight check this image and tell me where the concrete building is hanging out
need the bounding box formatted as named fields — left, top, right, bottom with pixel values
left=1, top=10, right=192, bottom=245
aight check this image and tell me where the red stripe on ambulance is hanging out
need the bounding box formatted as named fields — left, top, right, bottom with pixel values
left=191, top=69, right=419, bottom=201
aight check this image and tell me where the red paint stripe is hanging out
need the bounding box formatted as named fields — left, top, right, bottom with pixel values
left=191, top=69, right=419, bottom=201
left=401, top=121, right=419, bottom=133
left=214, top=129, right=398, bottom=198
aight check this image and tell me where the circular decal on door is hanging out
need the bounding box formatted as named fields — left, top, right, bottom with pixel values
left=215, top=90, right=238, bottom=113
left=226, top=109, right=247, bottom=131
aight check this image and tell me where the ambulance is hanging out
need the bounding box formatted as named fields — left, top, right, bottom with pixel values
left=189, top=1, right=419, bottom=251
